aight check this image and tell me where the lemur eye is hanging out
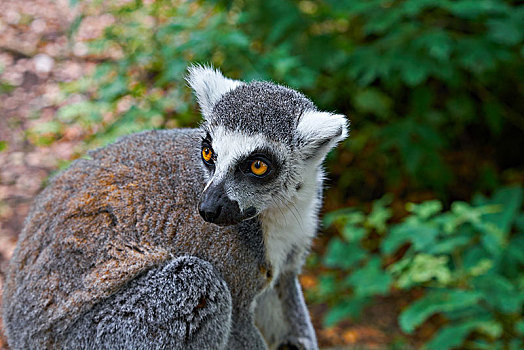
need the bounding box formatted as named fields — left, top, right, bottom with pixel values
left=202, top=147, right=213, bottom=163
left=250, top=160, right=268, bottom=176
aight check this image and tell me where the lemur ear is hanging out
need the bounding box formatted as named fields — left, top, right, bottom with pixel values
left=296, top=110, right=349, bottom=163
left=186, top=65, right=243, bottom=118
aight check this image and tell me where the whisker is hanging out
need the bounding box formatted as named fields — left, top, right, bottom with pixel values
left=274, top=193, right=303, bottom=230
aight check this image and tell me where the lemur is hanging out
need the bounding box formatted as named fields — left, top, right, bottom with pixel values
left=2, top=66, right=348, bottom=349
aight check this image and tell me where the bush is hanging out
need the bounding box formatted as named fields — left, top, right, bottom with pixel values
left=44, top=0, right=524, bottom=199
left=318, top=186, right=524, bottom=349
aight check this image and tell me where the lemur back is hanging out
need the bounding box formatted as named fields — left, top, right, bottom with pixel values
left=3, top=67, right=348, bottom=349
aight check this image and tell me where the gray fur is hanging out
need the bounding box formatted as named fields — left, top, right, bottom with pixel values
left=3, top=67, right=348, bottom=350
left=63, top=256, right=232, bottom=350
left=210, top=81, right=315, bottom=143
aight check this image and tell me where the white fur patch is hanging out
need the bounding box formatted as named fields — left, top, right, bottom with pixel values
left=260, top=170, right=322, bottom=279
left=208, top=128, right=324, bottom=279
left=186, top=65, right=243, bottom=118
left=254, top=287, right=288, bottom=348
left=297, top=110, right=349, bottom=163
left=297, top=110, right=348, bottom=141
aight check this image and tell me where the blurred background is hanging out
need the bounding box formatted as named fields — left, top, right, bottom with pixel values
left=1, top=0, right=523, bottom=348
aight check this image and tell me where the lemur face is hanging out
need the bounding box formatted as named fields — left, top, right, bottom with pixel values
left=187, top=66, right=348, bottom=226
left=197, top=126, right=291, bottom=226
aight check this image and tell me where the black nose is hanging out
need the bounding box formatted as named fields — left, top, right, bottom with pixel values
left=198, top=181, right=245, bottom=226
left=199, top=203, right=222, bottom=223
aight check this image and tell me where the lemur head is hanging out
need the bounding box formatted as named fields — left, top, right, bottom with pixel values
left=187, top=66, right=348, bottom=226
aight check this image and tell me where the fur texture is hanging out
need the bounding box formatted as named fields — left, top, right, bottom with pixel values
left=63, top=256, right=233, bottom=349
left=3, top=67, right=348, bottom=350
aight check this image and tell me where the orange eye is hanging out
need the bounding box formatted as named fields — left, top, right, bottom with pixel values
left=250, top=160, right=268, bottom=176
left=202, top=147, right=213, bottom=163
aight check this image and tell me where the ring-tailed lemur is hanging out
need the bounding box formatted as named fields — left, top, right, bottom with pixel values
left=2, top=66, right=348, bottom=349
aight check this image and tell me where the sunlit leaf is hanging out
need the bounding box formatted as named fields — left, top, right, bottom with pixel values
left=406, top=200, right=442, bottom=219
left=366, top=194, right=393, bottom=234
left=342, top=224, right=366, bottom=242
left=392, top=254, right=451, bottom=288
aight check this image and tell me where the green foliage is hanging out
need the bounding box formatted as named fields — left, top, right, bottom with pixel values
left=319, top=186, right=524, bottom=349
left=0, top=140, right=7, bottom=152
left=38, top=0, right=523, bottom=196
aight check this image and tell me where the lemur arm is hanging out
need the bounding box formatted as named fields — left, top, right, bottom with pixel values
left=228, top=311, right=269, bottom=350
left=275, top=272, right=318, bottom=350
left=61, top=256, right=233, bottom=350
left=255, top=272, right=318, bottom=350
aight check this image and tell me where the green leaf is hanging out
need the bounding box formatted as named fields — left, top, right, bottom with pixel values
left=478, top=221, right=506, bottom=257
left=346, top=257, right=392, bottom=297
left=467, top=259, right=494, bottom=277
left=488, top=19, right=524, bottom=46
left=401, top=57, right=429, bottom=86
left=448, top=0, right=508, bottom=19
left=352, top=88, right=393, bottom=119
left=0, top=140, right=7, bottom=152
left=323, top=296, right=370, bottom=327
left=473, top=274, right=524, bottom=313
left=31, top=121, right=62, bottom=135
left=382, top=221, right=439, bottom=254
left=157, top=60, right=186, bottom=85
left=462, top=246, right=492, bottom=271
left=476, top=320, right=503, bottom=338
left=442, top=303, right=489, bottom=321
left=507, top=234, right=524, bottom=265
left=483, top=186, right=523, bottom=235
left=57, top=101, right=103, bottom=123
left=516, top=319, right=524, bottom=335
left=417, top=30, right=453, bottom=61
left=406, top=200, right=443, bottom=220
left=510, top=339, right=524, bottom=350
left=99, top=76, right=127, bottom=101
left=515, top=214, right=524, bottom=233
left=323, top=238, right=366, bottom=269
left=366, top=194, right=393, bottom=234
left=317, top=275, right=337, bottom=299
left=471, top=186, right=523, bottom=256
left=426, top=320, right=487, bottom=350
left=323, top=208, right=364, bottom=228
left=456, top=37, right=497, bottom=73
left=93, top=63, right=114, bottom=81
left=399, top=289, right=482, bottom=333
left=341, top=224, right=366, bottom=242
left=470, top=340, right=504, bottom=350
left=392, top=254, right=451, bottom=288
left=427, top=234, right=473, bottom=254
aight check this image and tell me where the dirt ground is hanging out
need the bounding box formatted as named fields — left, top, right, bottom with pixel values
left=0, top=0, right=98, bottom=347
left=0, top=1, right=405, bottom=348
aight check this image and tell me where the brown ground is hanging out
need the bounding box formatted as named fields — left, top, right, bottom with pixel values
left=0, top=1, right=405, bottom=348
left=0, top=0, right=98, bottom=347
